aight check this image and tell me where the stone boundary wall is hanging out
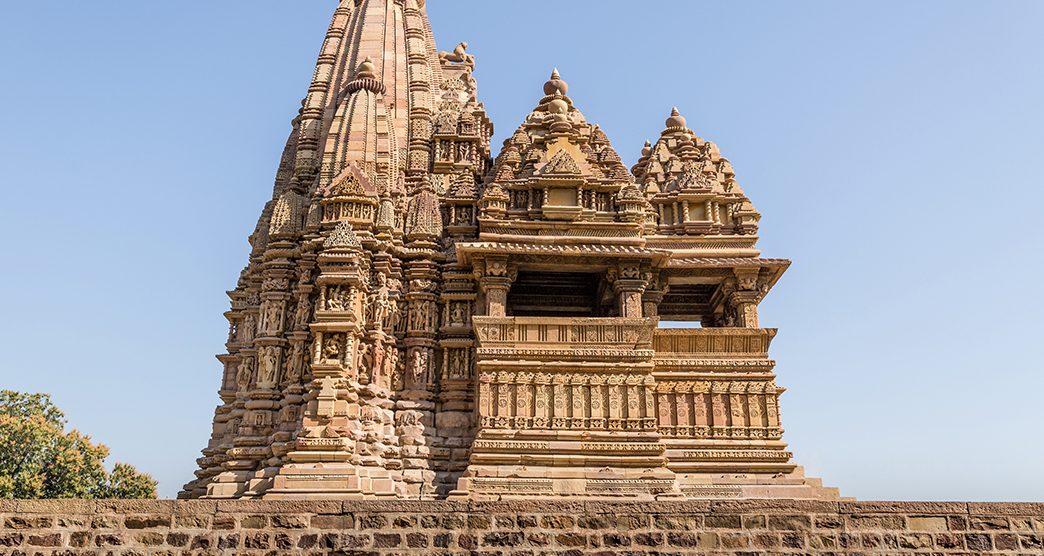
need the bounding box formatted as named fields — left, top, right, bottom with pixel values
left=1, top=499, right=1043, bottom=555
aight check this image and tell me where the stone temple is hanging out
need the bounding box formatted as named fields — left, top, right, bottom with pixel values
left=180, top=0, right=839, bottom=501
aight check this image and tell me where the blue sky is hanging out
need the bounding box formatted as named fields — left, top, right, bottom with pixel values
left=1, top=1, right=1042, bottom=500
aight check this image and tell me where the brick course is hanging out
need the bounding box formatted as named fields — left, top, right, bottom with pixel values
left=0, top=500, right=1042, bottom=555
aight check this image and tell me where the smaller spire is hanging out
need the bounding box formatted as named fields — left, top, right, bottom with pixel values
left=642, top=140, right=653, bottom=157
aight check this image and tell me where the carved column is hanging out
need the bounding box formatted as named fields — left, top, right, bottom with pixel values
left=731, top=269, right=761, bottom=328
left=642, top=272, right=666, bottom=318
left=612, top=261, right=648, bottom=318
left=477, top=256, right=514, bottom=317
left=398, top=257, right=440, bottom=498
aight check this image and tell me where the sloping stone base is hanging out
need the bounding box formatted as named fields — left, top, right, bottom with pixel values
left=1, top=499, right=1042, bottom=554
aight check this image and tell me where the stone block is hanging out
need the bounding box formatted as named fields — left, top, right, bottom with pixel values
left=752, top=532, right=780, bottom=548
left=134, top=531, right=165, bottom=546
left=995, top=533, right=1020, bottom=550
left=358, top=514, right=388, bottom=529
left=275, top=532, right=295, bottom=549
left=243, top=531, right=271, bottom=549
left=970, top=516, right=1010, bottom=530
left=767, top=514, right=812, bottom=530
left=555, top=532, right=588, bottom=548
left=965, top=532, right=993, bottom=551
left=653, top=514, right=700, bottom=530
left=3, top=516, right=53, bottom=529
left=908, top=516, right=948, bottom=531
left=374, top=532, right=402, bottom=548
left=897, top=532, right=932, bottom=549
left=705, top=514, right=742, bottom=528
left=540, top=515, right=574, bottom=529
left=311, top=514, right=355, bottom=529
left=969, top=502, right=1044, bottom=516
left=840, top=500, right=967, bottom=514
left=721, top=532, right=753, bottom=548
left=934, top=532, right=965, bottom=549
left=814, top=514, right=844, bottom=529
left=845, top=514, right=907, bottom=530
left=9, top=500, right=96, bottom=514
left=96, top=500, right=175, bottom=514
left=94, top=533, right=125, bottom=546
left=271, top=514, right=309, bottom=528
left=239, top=515, right=267, bottom=529
left=1020, top=533, right=1044, bottom=549
left=173, top=513, right=209, bottom=528
left=406, top=532, right=429, bottom=548
left=165, top=532, right=190, bottom=547
left=632, top=532, right=663, bottom=547
left=123, top=515, right=171, bottom=529
left=26, top=533, right=62, bottom=547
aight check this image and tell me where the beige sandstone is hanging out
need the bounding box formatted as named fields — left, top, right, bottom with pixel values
left=181, top=0, right=840, bottom=501
left=1, top=499, right=1043, bottom=555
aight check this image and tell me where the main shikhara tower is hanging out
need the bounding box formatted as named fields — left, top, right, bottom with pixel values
left=181, top=0, right=839, bottom=501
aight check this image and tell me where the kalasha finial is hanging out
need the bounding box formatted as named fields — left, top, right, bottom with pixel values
left=346, top=57, right=386, bottom=95
left=356, top=57, right=377, bottom=79
left=548, top=91, right=569, bottom=115
left=642, top=140, right=653, bottom=157
left=666, top=107, right=687, bottom=130
left=544, top=68, right=569, bottom=96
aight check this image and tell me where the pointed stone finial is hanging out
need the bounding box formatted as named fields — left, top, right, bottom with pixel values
left=666, top=107, right=687, bottom=130
left=544, top=68, right=569, bottom=96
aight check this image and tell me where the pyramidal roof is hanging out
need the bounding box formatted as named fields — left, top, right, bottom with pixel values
left=487, top=70, right=632, bottom=185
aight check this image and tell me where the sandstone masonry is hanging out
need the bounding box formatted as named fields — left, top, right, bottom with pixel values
left=1, top=500, right=1043, bottom=555
left=186, top=0, right=840, bottom=504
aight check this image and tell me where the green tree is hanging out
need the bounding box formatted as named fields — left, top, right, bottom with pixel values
left=0, top=390, right=157, bottom=499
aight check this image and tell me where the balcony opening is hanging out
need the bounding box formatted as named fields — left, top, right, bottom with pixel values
left=659, top=321, right=702, bottom=329
left=507, top=271, right=616, bottom=317
left=658, top=283, right=717, bottom=323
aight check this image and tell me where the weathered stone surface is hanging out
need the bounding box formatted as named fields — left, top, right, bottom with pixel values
left=0, top=499, right=1039, bottom=555
left=841, top=501, right=968, bottom=514
left=909, top=516, right=949, bottom=531
left=177, top=0, right=838, bottom=504
left=969, top=502, right=1044, bottom=515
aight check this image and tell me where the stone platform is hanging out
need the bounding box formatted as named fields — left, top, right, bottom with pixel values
left=1, top=499, right=1042, bottom=555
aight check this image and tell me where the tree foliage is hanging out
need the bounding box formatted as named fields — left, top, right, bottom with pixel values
left=0, top=390, right=157, bottom=499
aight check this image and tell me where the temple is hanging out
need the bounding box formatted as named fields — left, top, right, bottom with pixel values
left=181, top=0, right=839, bottom=501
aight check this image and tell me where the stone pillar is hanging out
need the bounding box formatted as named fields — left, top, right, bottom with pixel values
left=732, top=269, right=762, bottom=328
left=642, top=272, right=665, bottom=318
left=398, top=257, right=440, bottom=498
left=612, top=261, right=648, bottom=318
left=477, top=256, right=513, bottom=317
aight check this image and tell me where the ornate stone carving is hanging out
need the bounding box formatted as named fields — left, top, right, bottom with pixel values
left=182, top=1, right=837, bottom=503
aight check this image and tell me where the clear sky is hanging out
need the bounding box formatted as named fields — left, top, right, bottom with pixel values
left=1, top=1, right=1042, bottom=501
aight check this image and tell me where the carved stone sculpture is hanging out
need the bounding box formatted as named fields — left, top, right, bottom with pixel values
left=181, top=0, right=839, bottom=502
